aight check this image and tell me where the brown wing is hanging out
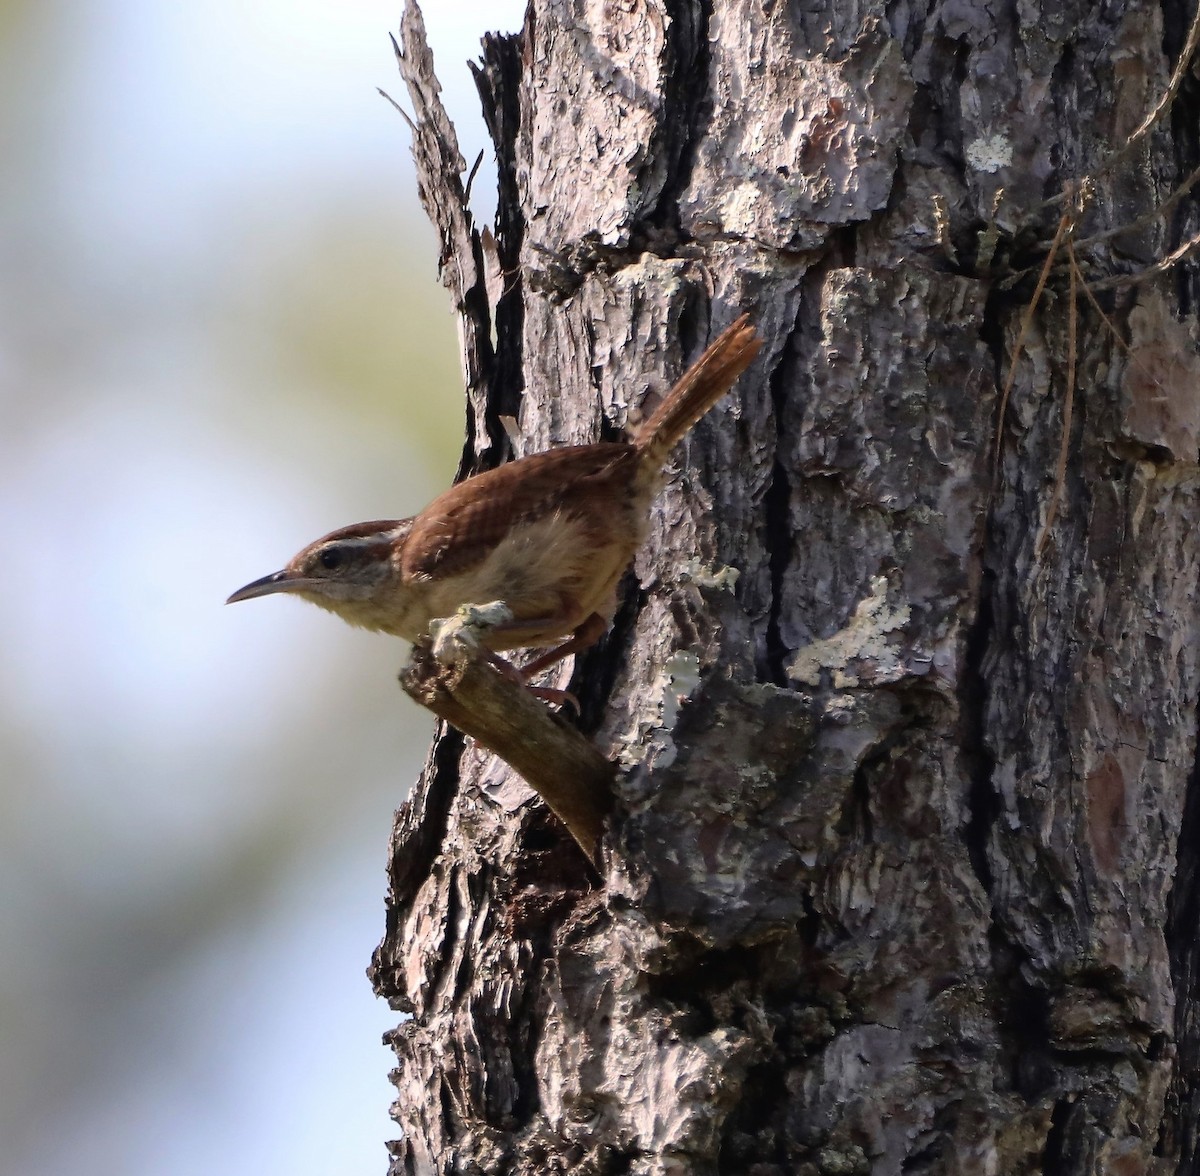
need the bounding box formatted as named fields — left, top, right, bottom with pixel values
left=400, top=442, right=638, bottom=581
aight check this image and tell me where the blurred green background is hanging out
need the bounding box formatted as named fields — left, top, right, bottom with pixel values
left=0, top=1, right=523, bottom=1172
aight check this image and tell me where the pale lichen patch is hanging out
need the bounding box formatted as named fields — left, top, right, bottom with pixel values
left=965, top=133, right=1013, bottom=173
left=679, top=559, right=741, bottom=592
left=616, top=649, right=703, bottom=772
left=787, top=576, right=911, bottom=687
left=715, top=180, right=765, bottom=236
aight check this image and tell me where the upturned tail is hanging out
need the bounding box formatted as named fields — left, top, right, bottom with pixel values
left=633, top=314, right=762, bottom=469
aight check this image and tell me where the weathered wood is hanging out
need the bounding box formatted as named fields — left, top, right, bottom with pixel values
left=371, top=1, right=1200, bottom=1173
left=390, top=2, right=501, bottom=473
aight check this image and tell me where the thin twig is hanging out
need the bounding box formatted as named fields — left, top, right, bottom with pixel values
left=463, top=148, right=486, bottom=205
left=1086, top=227, right=1200, bottom=292
left=1060, top=160, right=1200, bottom=253
left=1035, top=236, right=1079, bottom=558
left=1097, top=1, right=1200, bottom=182
left=1029, top=0, right=1200, bottom=215
left=377, top=86, right=417, bottom=132
left=991, top=213, right=1071, bottom=488
left=1073, top=247, right=1169, bottom=400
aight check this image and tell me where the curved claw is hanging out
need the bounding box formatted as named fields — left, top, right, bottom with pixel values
left=480, top=650, right=579, bottom=714
left=525, top=685, right=581, bottom=716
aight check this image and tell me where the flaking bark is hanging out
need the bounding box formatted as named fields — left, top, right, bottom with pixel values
left=370, top=2, right=1200, bottom=1173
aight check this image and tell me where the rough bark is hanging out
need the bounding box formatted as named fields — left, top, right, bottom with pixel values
left=370, top=1, right=1200, bottom=1173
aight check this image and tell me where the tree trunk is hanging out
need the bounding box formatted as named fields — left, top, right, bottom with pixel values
left=370, top=1, right=1200, bottom=1172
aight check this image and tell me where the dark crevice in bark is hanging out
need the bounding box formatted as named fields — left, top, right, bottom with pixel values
left=760, top=313, right=799, bottom=686
left=397, top=729, right=465, bottom=905
left=642, top=940, right=762, bottom=1019
left=1148, top=1030, right=1168, bottom=1062
left=1048, top=44, right=1080, bottom=184
left=516, top=811, right=568, bottom=855
left=1165, top=0, right=1200, bottom=318
left=473, top=32, right=527, bottom=433
left=761, top=456, right=793, bottom=687
left=915, top=34, right=971, bottom=177
left=457, top=241, right=502, bottom=477
left=371, top=724, right=467, bottom=1008
left=455, top=363, right=482, bottom=476
left=961, top=567, right=999, bottom=895
left=837, top=712, right=921, bottom=845
left=438, top=1074, right=457, bottom=1155
left=830, top=222, right=858, bottom=269
left=583, top=317, right=605, bottom=403
left=640, top=0, right=710, bottom=246
left=901, top=1131, right=947, bottom=1173
left=687, top=287, right=720, bottom=365
left=1162, top=91, right=1200, bottom=1176
left=719, top=1060, right=788, bottom=1173
left=979, top=280, right=1020, bottom=471
left=848, top=732, right=878, bottom=845
left=1002, top=957, right=1058, bottom=1100
left=574, top=572, right=646, bottom=734
left=1163, top=701, right=1200, bottom=1172
left=798, top=890, right=822, bottom=947
left=1041, top=1094, right=1075, bottom=1174
left=509, top=841, right=594, bottom=932
left=715, top=961, right=859, bottom=1171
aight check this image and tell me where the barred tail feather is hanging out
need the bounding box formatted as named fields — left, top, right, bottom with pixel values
left=633, top=314, right=762, bottom=468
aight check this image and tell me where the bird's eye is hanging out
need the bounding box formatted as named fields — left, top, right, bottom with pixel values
left=319, top=548, right=343, bottom=571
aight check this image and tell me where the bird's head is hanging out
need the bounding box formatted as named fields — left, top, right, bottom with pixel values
left=227, top=519, right=412, bottom=622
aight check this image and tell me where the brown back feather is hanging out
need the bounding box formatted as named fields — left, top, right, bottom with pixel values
left=400, top=444, right=638, bottom=581
left=401, top=315, right=760, bottom=584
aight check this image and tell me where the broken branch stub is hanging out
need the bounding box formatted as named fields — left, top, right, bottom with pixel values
left=400, top=637, right=615, bottom=867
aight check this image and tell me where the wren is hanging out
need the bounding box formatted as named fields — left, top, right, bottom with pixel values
left=228, top=315, right=761, bottom=684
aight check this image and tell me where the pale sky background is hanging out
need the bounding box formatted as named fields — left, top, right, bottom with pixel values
left=0, top=2, right=525, bottom=1173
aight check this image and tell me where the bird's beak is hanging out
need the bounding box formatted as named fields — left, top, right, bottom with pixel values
left=226, top=569, right=308, bottom=604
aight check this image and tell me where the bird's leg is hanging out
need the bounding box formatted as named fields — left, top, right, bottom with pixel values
left=429, top=602, right=596, bottom=713
left=518, top=613, right=608, bottom=679
left=478, top=649, right=581, bottom=714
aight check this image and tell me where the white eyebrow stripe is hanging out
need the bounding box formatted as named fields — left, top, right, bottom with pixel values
left=318, top=523, right=412, bottom=559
